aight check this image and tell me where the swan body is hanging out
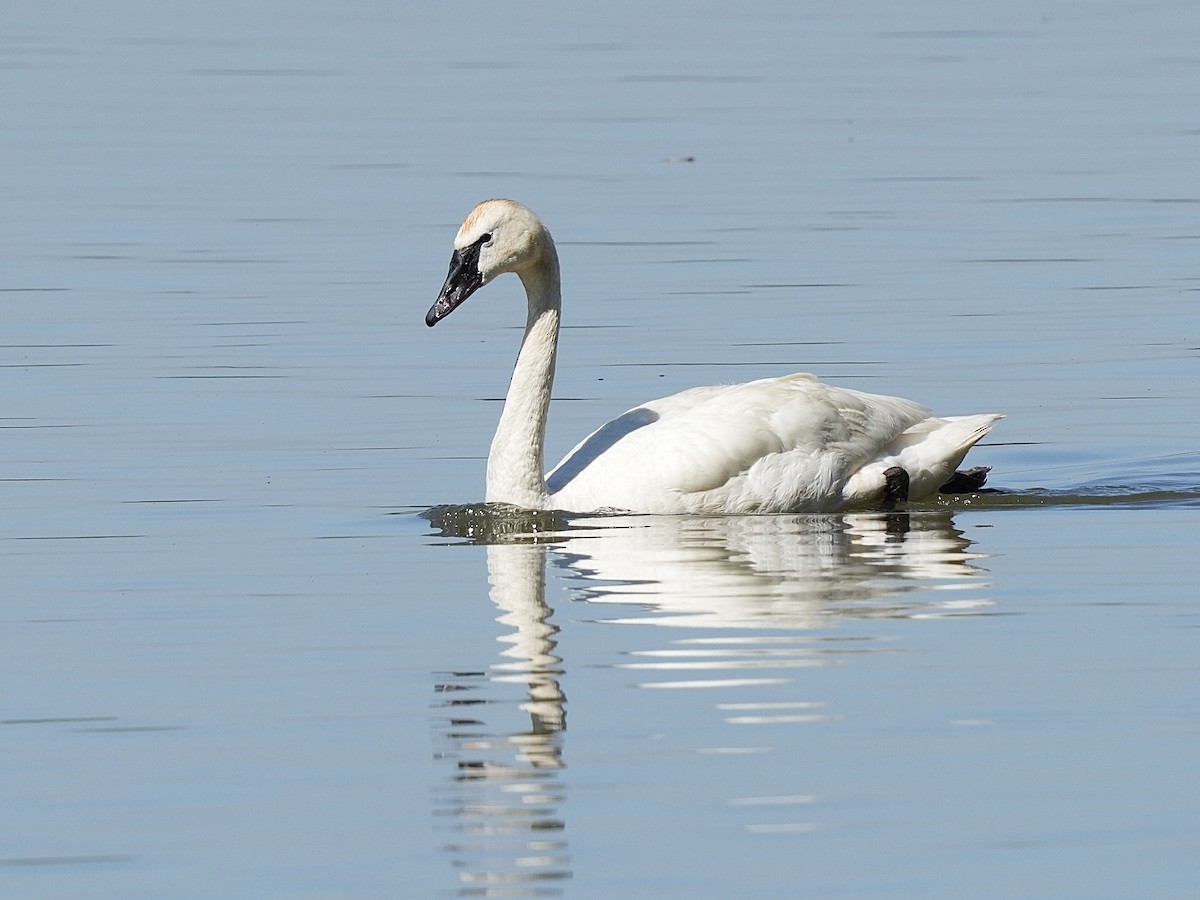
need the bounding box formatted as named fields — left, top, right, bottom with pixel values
left=426, top=199, right=1001, bottom=514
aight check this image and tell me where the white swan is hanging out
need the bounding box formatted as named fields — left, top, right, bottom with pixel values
left=426, top=199, right=1002, bottom=514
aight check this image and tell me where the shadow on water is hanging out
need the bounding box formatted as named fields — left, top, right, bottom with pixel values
left=918, top=479, right=1200, bottom=511
left=948, top=451, right=1200, bottom=510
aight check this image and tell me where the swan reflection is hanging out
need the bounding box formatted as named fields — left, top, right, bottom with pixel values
left=555, top=512, right=990, bottom=630
left=426, top=508, right=993, bottom=894
left=431, top=540, right=569, bottom=895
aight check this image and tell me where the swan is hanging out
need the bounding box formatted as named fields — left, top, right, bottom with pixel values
left=426, top=199, right=1002, bottom=514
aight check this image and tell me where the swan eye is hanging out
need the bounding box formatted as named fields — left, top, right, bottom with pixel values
left=479, top=232, right=493, bottom=245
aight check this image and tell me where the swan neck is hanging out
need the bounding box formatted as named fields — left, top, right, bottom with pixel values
left=486, top=247, right=561, bottom=508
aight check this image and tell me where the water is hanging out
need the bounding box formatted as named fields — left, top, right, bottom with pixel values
left=3, top=1, right=1199, bottom=897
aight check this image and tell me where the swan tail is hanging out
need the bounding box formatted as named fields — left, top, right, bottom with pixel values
left=842, top=413, right=1003, bottom=506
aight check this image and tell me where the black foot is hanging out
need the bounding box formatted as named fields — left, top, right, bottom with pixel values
left=882, top=465, right=910, bottom=510
left=939, top=466, right=991, bottom=494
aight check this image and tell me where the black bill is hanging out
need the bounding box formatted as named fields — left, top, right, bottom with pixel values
left=426, top=240, right=485, bottom=327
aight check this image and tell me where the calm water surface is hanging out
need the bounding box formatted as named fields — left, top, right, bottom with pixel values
left=3, top=1, right=1199, bottom=897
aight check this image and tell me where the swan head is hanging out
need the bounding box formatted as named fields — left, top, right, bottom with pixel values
left=426, top=199, right=553, bottom=327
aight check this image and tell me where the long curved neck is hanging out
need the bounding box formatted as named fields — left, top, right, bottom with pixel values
left=486, top=247, right=561, bottom=508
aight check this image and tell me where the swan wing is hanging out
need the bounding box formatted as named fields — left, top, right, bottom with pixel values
left=546, top=373, right=976, bottom=513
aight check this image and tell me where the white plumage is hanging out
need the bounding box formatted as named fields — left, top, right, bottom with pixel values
left=426, top=199, right=1001, bottom=514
